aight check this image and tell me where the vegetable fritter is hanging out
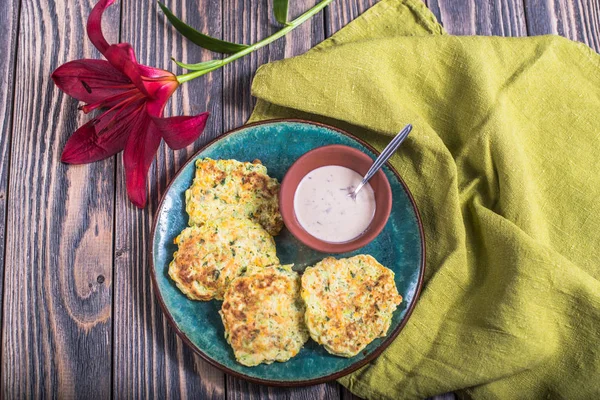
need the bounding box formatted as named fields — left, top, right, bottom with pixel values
left=220, top=265, right=309, bottom=366
left=301, top=255, right=402, bottom=357
left=169, top=217, right=279, bottom=301
left=186, top=158, right=283, bottom=236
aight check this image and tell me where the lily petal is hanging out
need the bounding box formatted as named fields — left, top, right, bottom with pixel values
left=137, top=64, right=174, bottom=78
left=87, top=0, right=115, bottom=54
left=62, top=100, right=145, bottom=163
left=104, top=44, right=150, bottom=97
left=55, top=0, right=213, bottom=209
left=51, top=59, right=133, bottom=104
left=86, top=0, right=151, bottom=97
left=145, top=80, right=180, bottom=118
left=123, top=111, right=162, bottom=208
left=151, top=113, right=209, bottom=150
left=138, top=68, right=179, bottom=99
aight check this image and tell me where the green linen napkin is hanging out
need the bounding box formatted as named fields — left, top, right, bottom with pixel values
left=248, top=0, right=600, bottom=398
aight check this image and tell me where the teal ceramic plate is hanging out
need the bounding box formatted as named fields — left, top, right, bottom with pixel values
left=151, top=119, right=425, bottom=386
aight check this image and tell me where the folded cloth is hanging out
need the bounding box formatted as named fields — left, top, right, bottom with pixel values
left=248, top=0, right=600, bottom=398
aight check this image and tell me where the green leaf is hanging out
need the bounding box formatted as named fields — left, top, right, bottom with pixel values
left=273, top=0, right=289, bottom=25
left=173, top=58, right=224, bottom=71
left=158, top=2, right=249, bottom=54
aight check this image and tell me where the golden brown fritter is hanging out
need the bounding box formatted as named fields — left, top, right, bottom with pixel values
left=169, top=217, right=279, bottom=301
left=301, top=255, right=402, bottom=357
left=220, top=265, right=309, bottom=366
left=185, top=158, right=283, bottom=236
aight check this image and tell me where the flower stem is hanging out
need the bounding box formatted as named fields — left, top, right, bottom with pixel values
left=176, top=0, right=333, bottom=84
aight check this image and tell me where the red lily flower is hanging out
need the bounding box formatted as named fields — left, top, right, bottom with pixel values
left=52, top=0, right=209, bottom=208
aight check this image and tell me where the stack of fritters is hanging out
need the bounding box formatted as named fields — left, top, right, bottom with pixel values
left=169, top=158, right=403, bottom=367
left=170, top=158, right=283, bottom=302
left=170, top=158, right=310, bottom=366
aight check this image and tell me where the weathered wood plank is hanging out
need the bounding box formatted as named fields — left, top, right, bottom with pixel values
left=524, top=0, right=600, bottom=52
left=324, top=0, right=377, bottom=36
left=427, top=0, right=527, bottom=36
left=228, top=379, right=340, bottom=399
left=221, top=0, right=337, bottom=397
left=1, top=0, right=118, bottom=398
left=222, top=0, right=272, bottom=132
left=0, top=0, right=20, bottom=372
left=222, top=0, right=325, bottom=131
left=341, top=387, right=362, bottom=400
left=113, top=0, right=226, bottom=398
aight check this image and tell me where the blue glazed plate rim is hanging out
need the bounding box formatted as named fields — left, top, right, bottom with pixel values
left=150, top=118, right=426, bottom=387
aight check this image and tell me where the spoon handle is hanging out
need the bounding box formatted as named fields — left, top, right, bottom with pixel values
left=354, top=124, right=412, bottom=195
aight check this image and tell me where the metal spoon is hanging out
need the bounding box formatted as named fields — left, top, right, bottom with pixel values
left=348, top=124, right=413, bottom=200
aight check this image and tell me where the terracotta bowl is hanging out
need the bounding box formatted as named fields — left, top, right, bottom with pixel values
left=279, top=144, right=392, bottom=253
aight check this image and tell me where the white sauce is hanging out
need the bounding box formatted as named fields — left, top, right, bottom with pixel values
left=293, top=165, right=376, bottom=243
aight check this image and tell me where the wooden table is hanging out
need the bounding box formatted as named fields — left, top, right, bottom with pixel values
left=1, top=0, right=598, bottom=398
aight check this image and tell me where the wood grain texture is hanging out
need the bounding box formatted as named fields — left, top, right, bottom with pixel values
left=341, top=387, right=362, bottom=400
left=221, top=0, right=333, bottom=396
left=1, top=0, right=118, bottom=398
left=228, top=379, right=340, bottom=400
left=324, top=0, right=377, bottom=36
left=0, top=0, right=20, bottom=370
left=1, top=0, right=599, bottom=398
left=113, top=0, right=226, bottom=398
left=427, top=0, right=527, bottom=35
left=222, top=0, right=325, bottom=131
left=524, top=0, right=600, bottom=52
